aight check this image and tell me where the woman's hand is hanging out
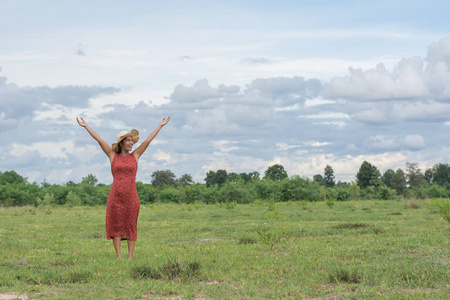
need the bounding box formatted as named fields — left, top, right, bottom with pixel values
left=77, top=117, right=87, bottom=128
left=160, top=116, right=170, bottom=127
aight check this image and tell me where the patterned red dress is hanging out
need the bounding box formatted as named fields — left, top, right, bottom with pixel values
left=105, top=152, right=140, bottom=241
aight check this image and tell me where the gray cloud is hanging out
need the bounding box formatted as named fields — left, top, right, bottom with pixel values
left=49, top=85, right=120, bottom=107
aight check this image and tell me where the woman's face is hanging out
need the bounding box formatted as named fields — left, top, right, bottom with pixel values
left=120, top=136, right=134, bottom=152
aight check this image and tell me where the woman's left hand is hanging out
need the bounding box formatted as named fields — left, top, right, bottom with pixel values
left=160, top=116, right=170, bottom=127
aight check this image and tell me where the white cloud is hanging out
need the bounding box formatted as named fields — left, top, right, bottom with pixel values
left=10, top=141, right=74, bottom=159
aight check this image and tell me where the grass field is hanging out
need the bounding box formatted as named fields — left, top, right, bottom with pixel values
left=0, top=199, right=449, bottom=299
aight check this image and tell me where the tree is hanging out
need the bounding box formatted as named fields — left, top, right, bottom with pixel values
left=81, top=174, right=98, bottom=186
left=369, top=169, right=383, bottom=187
left=431, top=163, right=450, bottom=186
left=205, top=169, right=228, bottom=187
left=227, top=172, right=240, bottom=183
left=177, top=174, right=194, bottom=186
left=324, top=165, right=335, bottom=188
left=238, top=171, right=260, bottom=183
left=0, top=170, right=28, bottom=185
left=382, top=169, right=395, bottom=188
left=405, top=162, right=427, bottom=187
left=264, top=164, right=288, bottom=181
left=391, top=169, right=407, bottom=195
left=151, top=170, right=176, bottom=187
left=313, top=174, right=325, bottom=186
left=424, top=168, right=433, bottom=184
left=356, top=161, right=380, bottom=189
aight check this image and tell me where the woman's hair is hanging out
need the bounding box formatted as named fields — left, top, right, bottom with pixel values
left=116, top=140, right=124, bottom=153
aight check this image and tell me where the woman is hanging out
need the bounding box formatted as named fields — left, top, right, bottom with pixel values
left=77, top=116, right=170, bottom=259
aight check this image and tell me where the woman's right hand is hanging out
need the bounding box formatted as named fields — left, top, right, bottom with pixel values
left=77, top=117, right=87, bottom=128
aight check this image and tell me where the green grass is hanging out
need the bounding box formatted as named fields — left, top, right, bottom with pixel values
left=0, top=200, right=449, bottom=299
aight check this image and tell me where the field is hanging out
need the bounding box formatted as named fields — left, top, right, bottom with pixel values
left=0, top=199, right=449, bottom=299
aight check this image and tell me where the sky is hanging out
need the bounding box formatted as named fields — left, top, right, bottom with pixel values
left=1, top=0, right=450, bottom=185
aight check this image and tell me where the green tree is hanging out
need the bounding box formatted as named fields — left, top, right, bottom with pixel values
left=350, top=181, right=360, bottom=200
left=382, top=169, right=395, bottom=187
left=431, top=163, right=450, bottom=186
left=356, top=161, right=380, bottom=189
left=233, top=171, right=260, bottom=183
left=205, top=169, right=228, bottom=187
left=390, top=169, right=407, bottom=195
left=243, top=171, right=260, bottom=182
left=405, top=162, right=427, bottom=188
left=264, top=164, right=288, bottom=181
left=151, top=170, right=177, bottom=187
left=0, top=170, right=28, bottom=185
left=324, top=165, right=335, bottom=188
left=227, top=172, right=241, bottom=183
left=369, top=169, right=383, bottom=187
left=81, top=174, right=98, bottom=186
left=177, top=174, right=194, bottom=186
left=313, top=174, right=325, bottom=186
left=424, top=168, right=433, bottom=184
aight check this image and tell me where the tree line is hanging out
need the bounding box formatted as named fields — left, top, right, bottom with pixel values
left=1, top=161, right=450, bottom=207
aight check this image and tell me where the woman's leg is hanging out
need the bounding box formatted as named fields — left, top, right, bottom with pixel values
left=113, top=237, right=122, bottom=259
left=127, top=240, right=135, bottom=259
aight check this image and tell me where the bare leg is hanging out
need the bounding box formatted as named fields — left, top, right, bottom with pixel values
left=113, top=237, right=122, bottom=259
left=127, top=240, right=135, bottom=259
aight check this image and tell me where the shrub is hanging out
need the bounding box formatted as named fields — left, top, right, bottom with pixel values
left=403, top=199, right=422, bottom=209
left=158, top=187, right=183, bottom=203
left=66, top=191, right=82, bottom=207
left=326, top=198, right=335, bottom=208
left=218, top=181, right=257, bottom=204
left=253, top=199, right=292, bottom=250
left=429, top=198, right=450, bottom=223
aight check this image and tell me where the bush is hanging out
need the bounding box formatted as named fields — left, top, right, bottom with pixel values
left=136, top=181, right=158, bottom=203
left=217, top=182, right=257, bottom=204
left=158, top=187, right=183, bottom=203
left=429, top=198, right=450, bottom=223
left=335, top=188, right=350, bottom=201
left=182, top=184, right=206, bottom=204
left=252, top=179, right=281, bottom=201
left=378, top=185, right=397, bottom=200
left=66, top=191, right=82, bottom=207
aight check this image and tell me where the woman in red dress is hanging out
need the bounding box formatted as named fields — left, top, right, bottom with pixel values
left=77, top=116, right=170, bottom=259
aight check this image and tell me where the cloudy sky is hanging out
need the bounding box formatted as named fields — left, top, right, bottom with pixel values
left=1, top=0, right=450, bottom=184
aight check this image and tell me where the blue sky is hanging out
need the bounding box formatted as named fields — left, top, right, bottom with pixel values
left=1, top=0, right=450, bottom=184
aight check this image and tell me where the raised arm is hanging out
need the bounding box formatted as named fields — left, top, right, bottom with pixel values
left=133, top=116, right=170, bottom=161
left=77, top=117, right=115, bottom=162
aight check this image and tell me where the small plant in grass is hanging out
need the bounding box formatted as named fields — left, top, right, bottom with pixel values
left=390, top=212, right=402, bottom=215
left=331, top=223, right=369, bottom=229
left=328, top=265, right=362, bottom=284
left=237, top=236, right=257, bottom=244
left=224, top=201, right=237, bottom=209
left=326, top=197, right=335, bottom=209
left=403, top=199, right=422, bottom=209
left=428, top=198, right=450, bottom=223
left=131, top=259, right=200, bottom=280
left=253, top=199, right=264, bottom=207
left=253, top=199, right=292, bottom=250
left=298, top=200, right=308, bottom=210
left=38, top=193, right=55, bottom=214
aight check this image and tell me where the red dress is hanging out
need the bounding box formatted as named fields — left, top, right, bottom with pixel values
left=106, top=152, right=140, bottom=241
